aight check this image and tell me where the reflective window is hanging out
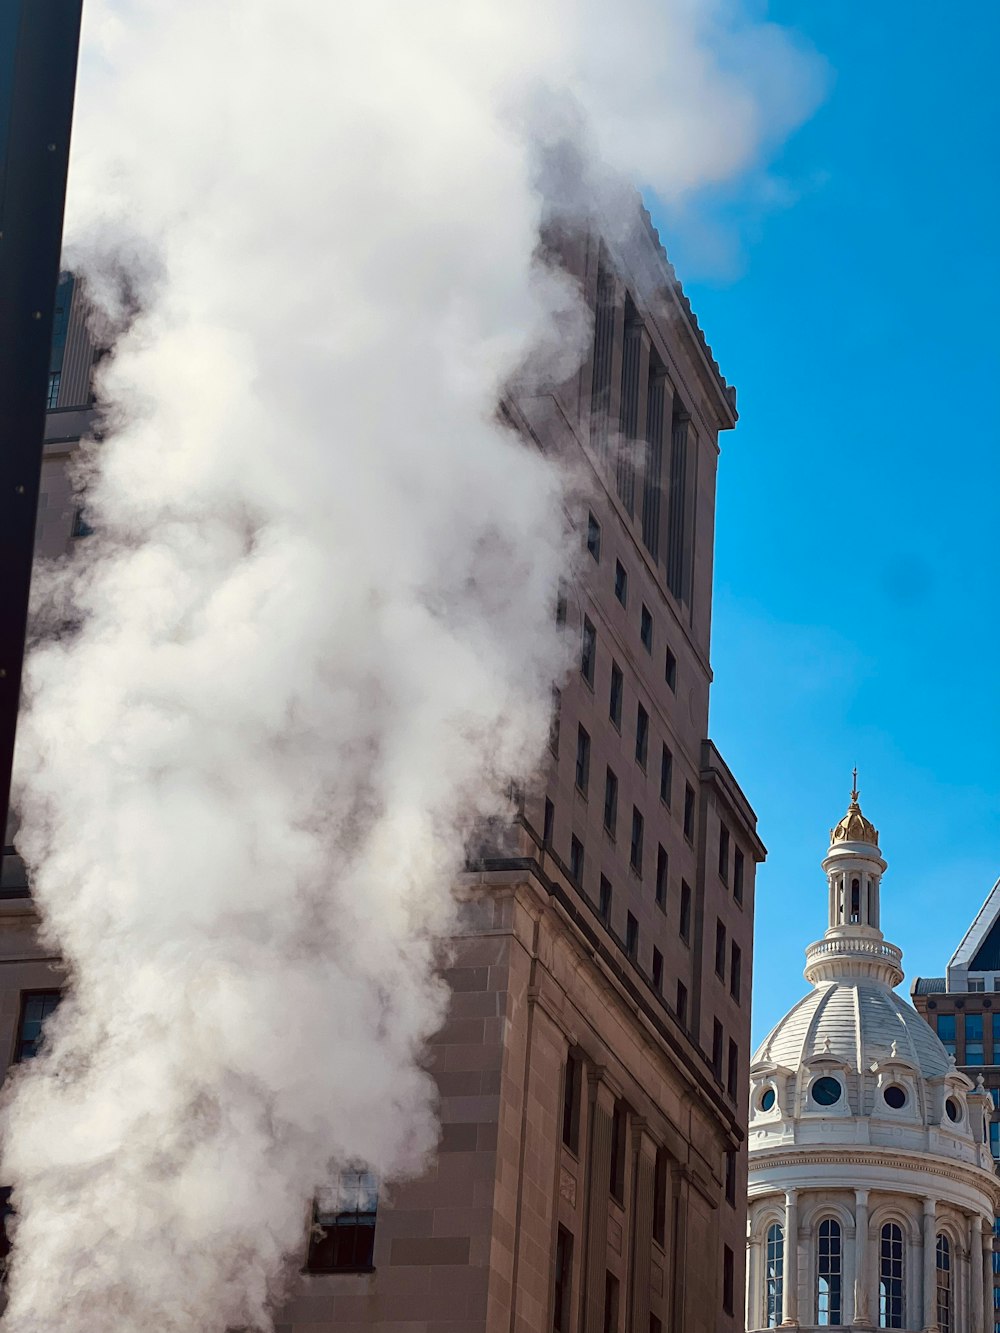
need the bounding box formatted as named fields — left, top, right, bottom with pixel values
left=811, top=1076, right=842, bottom=1107
left=817, top=1218, right=842, bottom=1326
left=16, top=992, right=61, bottom=1062
left=936, top=1234, right=951, bottom=1333
left=307, top=1169, right=378, bottom=1272
left=766, top=1223, right=784, bottom=1328
left=879, top=1223, right=904, bottom=1328
left=966, top=1013, right=984, bottom=1065
left=937, top=1013, right=956, bottom=1057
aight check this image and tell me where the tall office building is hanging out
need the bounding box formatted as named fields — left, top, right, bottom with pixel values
left=913, top=879, right=1000, bottom=1331
left=1, top=211, right=765, bottom=1331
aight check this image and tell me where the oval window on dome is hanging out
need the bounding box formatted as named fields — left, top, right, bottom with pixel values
left=811, top=1076, right=842, bottom=1107
left=883, top=1084, right=907, bottom=1110
left=759, top=1087, right=776, bottom=1112
left=945, top=1096, right=962, bottom=1123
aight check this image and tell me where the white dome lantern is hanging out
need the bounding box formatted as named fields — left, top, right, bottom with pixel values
left=746, top=777, right=999, bottom=1332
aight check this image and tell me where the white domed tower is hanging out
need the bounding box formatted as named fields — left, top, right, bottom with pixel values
left=746, top=778, right=1000, bottom=1331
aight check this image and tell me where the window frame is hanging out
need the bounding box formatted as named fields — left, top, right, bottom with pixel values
left=878, top=1221, right=904, bottom=1329
left=816, top=1217, right=842, bottom=1326
left=14, top=990, right=61, bottom=1063
left=306, top=1169, right=379, bottom=1274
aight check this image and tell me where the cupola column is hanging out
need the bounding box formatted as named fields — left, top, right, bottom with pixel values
left=782, top=1189, right=799, bottom=1326
left=971, top=1213, right=985, bottom=1332
left=852, top=1189, right=870, bottom=1328
left=922, top=1198, right=938, bottom=1333
left=981, top=1220, right=993, bottom=1333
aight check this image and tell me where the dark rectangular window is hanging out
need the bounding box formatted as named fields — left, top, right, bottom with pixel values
left=664, top=646, right=677, bottom=692
left=630, top=807, right=644, bottom=877
left=635, top=703, right=649, bottom=768
left=659, top=744, right=672, bottom=805
left=651, top=1318, right=662, bottom=1333
left=683, top=783, right=695, bottom=842
left=966, top=1012, right=985, bottom=1064
left=937, top=1013, right=956, bottom=1056
left=604, top=1273, right=620, bottom=1333
left=581, top=618, right=596, bottom=687
left=653, top=1148, right=668, bottom=1246
left=609, top=1103, right=626, bottom=1202
left=47, top=370, right=61, bottom=409
left=599, top=875, right=612, bottom=925
left=626, top=911, right=638, bottom=960
left=543, top=798, right=555, bottom=847
left=730, top=943, right=742, bottom=1003
left=614, top=560, right=628, bottom=606
left=72, top=508, right=94, bottom=539
left=575, top=725, right=591, bottom=795
left=715, top=919, right=726, bottom=978
left=587, top=511, right=601, bottom=561
left=725, top=1149, right=736, bottom=1206
left=652, top=947, right=663, bottom=993
left=727, top=1038, right=739, bottom=1099
left=640, top=604, right=653, bottom=652
left=570, top=836, right=584, bottom=887
left=306, top=1169, right=378, bottom=1273
left=603, top=767, right=618, bottom=836
left=15, top=991, right=61, bottom=1062
left=712, top=1020, right=723, bottom=1079
left=676, top=980, right=688, bottom=1025
left=655, top=844, right=668, bottom=909
left=679, top=881, right=692, bottom=943
left=562, top=1052, right=581, bottom=1153
left=553, top=1227, right=573, bottom=1332
left=719, top=825, right=730, bottom=883
left=555, top=582, right=568, bottom=626
left=723, top=1244, right=735, bottom=1316
left=549, top=687, right=561, bottom=756
left=609, top=661, right=623, bottom=728
left=734, top=847, right=745, bottom=905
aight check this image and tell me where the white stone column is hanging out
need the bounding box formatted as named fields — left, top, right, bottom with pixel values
left=783, top=1189, right=799, bottom=1326
left=853, top=1189, right=871, bottom=1328
left=746, top=1227, right=759, bottom=1332
left=922, top=1198, right=938, bottom=1333
left=983, top=1220, right=993, bottom=1333
left=972, top=1213, right=985, bottom=1333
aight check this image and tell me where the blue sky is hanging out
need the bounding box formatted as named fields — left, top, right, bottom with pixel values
left=650, top=4, right=1000, bottom=1047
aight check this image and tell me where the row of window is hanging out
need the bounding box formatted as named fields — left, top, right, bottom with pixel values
left=763, top=1220, right=953, bottom=1330
left=715, top=919, right=742, bottom=1003
left=712, top=1018, right=741, bottom=1102
left=717, top=821, right=745, bottom=906
left=934, top=1010, right=1000, bottom=1065
left=544, top=800, right=694, bottom=1024
left=585, top=511, right=679, bottom=686
left=572, top=625, right=694, bottom=834
left=557, top=1057, right=733, bottom=1328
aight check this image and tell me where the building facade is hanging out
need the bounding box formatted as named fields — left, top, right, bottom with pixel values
left=2, top=213, right=765, bottom=1330
left=913, top=878, right=1000, bottom=1330
left=747, top=786, right=999, bottom=1332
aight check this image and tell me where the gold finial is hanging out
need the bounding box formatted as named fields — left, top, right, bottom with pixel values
left=830, top=767, right=879, bottom=847
left=851, top=766, right=859, bottom=805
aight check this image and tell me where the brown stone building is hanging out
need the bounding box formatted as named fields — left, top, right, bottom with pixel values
left=1, top=213, right=765, bottom=1331
left=912, top=876, right=1000, bottom=1332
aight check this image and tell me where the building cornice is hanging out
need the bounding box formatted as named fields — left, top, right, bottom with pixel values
left=748, top=1146, right=1000, bottom=1205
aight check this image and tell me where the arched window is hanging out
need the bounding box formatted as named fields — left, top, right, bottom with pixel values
left=879, top=1223, right=904, bottom=1328
left=851, top=878, right=861, bottom=922
left=766, top=1222, right=784, bottom=1328
left=936, top=1234, right=951, bottom=1333
left=817, top=1218, right=842, bottom=1325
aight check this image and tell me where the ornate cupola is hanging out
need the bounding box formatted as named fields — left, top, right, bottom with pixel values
left=805, top=771, right=901, bottom=987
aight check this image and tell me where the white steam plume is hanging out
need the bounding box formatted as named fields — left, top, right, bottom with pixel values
left=2, top=2, right=818, bottom=1330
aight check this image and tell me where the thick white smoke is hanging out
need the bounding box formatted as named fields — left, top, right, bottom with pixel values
left=2, top=2, right=818, bottom=1329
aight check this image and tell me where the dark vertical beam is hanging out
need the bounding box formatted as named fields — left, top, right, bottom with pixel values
left=0, top=0, right=84, bottom=838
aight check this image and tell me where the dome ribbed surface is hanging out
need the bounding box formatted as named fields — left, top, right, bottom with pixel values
left=753, top=979, right=952, bottom=1079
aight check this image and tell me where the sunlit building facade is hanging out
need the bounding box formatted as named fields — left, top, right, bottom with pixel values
left=3, top=212, right=765, bottom=1330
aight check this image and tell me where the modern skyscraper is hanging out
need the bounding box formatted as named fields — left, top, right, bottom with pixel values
left=913, top=878, right=1000, bottom=1330
left=748, top=785, right=999, bottom=1332
left=1, top=211, right=765, bottom=1331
